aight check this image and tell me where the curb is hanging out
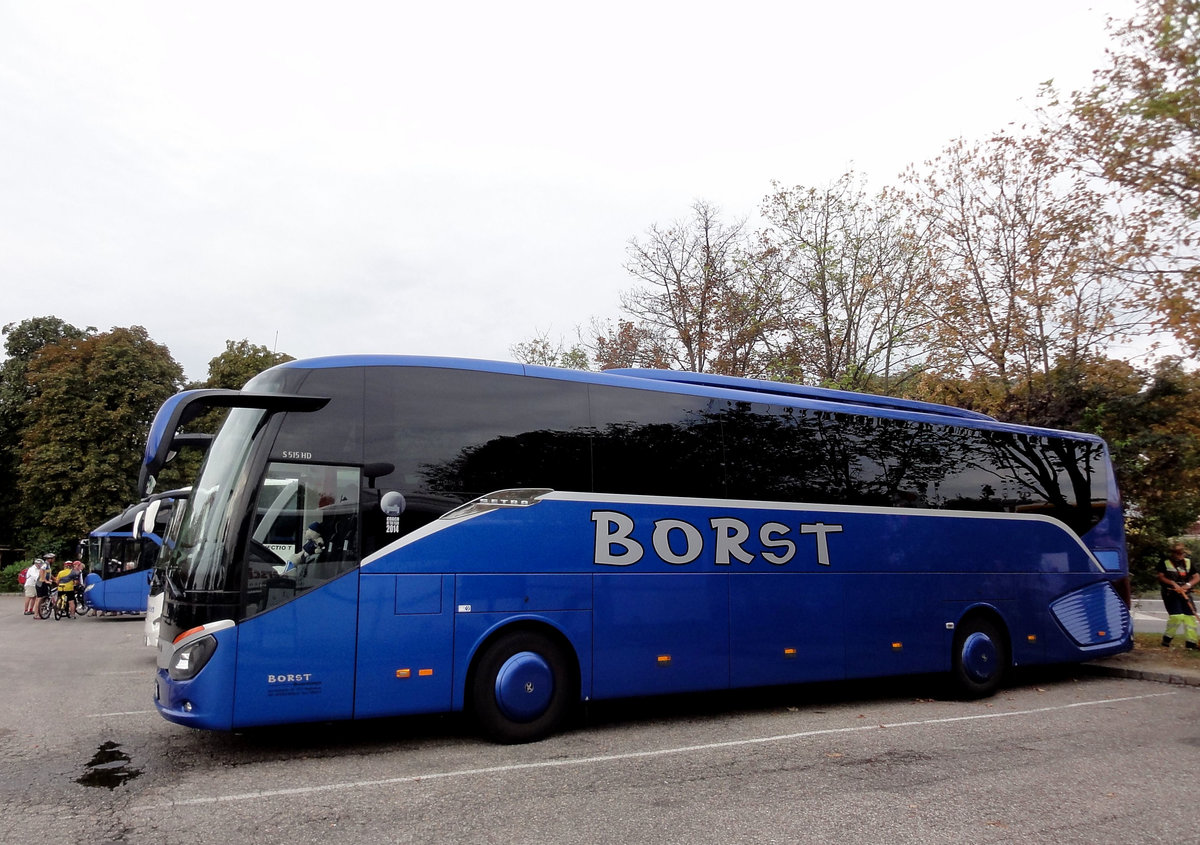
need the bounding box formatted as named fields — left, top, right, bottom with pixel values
left=1080, top=661, right=1200, bottom=688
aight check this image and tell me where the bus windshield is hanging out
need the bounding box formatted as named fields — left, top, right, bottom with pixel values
left=83, top=488, right=188, bottom=614
left=165, top=407, right=267, bottom=603
left=87, top=532, right=155, bottom=580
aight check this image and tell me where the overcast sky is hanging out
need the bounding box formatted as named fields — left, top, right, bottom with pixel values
left=1, top=0, right=1137, bottom=382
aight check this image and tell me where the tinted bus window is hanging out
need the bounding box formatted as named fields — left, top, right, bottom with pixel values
left=589, top=385, right=726, bottom=499
left=722, top=400, right=1106, bottom=533
left=268, top=368, right=365, bottom=466
left=361, top=368, right=592, bottom=551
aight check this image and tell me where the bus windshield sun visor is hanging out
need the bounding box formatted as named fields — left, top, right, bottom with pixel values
left=139, top=390, right=329, bottom=496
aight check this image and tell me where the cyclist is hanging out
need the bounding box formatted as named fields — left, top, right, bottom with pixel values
left=71, top=560, right=89, bottom=616
left=55, top=558, right=78, bottom=619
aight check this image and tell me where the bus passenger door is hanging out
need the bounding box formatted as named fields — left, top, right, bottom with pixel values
left=231, top=461, right=366, bottom=727
left=102, top=569, right=152, bottom=613
left=232, top=570, right=360, bottom=727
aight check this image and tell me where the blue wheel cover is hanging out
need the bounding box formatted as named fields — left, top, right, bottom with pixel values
left=494, top=651, right=554, bottom=722
left=961, top=631, right=998, bottom=683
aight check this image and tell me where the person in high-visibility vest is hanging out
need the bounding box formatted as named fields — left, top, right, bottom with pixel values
left=1158, top=543, right=1199, bottom=649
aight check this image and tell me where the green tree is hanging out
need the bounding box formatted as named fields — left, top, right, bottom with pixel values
left=206, top=339, right=294, bottom=389
left=152, top=339, right=296, bottom=491
left=16, top=326, right=183, bottom=551
left=1047, top=0, right=1200, bottom=353
left=0, top=317, right=94, bottom=553
left=1104, top=359, right=1200, bottom=586
left=986, top=357, right=1200, bottom=589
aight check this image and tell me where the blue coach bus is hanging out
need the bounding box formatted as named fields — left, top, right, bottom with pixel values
left=83, top=488, right=189, bottom=614
left=149, top=356, right=1131, bottom=742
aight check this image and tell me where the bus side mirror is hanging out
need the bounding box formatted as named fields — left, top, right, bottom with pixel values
left=144, top=500, right=162, bottom=534
left=364, top=462, right=395, bottom=489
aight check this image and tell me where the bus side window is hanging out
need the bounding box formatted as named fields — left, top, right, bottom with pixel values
left=246, top=462, right=361, bottom=615
left=360, top=367, right=592, bottom=556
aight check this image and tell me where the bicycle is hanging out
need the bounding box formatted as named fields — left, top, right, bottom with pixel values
left=74, top=586, right=92, bottom=617
left=37, top=587, right=54, bottom=619
left=51, top=587, right=79, bottom=620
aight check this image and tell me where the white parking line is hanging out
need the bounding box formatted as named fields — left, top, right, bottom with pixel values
left=131, top=690, right=1177, bottom=811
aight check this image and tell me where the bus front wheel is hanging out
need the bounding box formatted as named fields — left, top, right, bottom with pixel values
left=469, top=630, right=576, bottom=744
left=950, top=617, right=1009, bottom=699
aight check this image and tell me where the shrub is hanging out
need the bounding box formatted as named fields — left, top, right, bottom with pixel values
left=1, top=560, right=32, bottom=593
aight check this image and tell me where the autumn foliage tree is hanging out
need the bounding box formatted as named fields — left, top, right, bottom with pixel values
left=1047, top=0, right=1200, bottom=353
left=903, top=132, right=1150, bottom=390
left=615, top=200, right=783, bottom=376
left=756, top=173, right=937, bottom=390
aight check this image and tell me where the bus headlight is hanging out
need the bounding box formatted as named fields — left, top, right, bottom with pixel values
left=168, top=634, right=217, bottom=681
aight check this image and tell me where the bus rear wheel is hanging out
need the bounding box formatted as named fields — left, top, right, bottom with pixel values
left=469, top=630, right=576, bottom=744
left=950, top=617, right=1008, bottom=699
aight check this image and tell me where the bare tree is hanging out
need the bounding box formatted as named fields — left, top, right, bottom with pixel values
left=904, top=132, right=1152, bottom=388
left=509, top=328, right=591, bottom=370
left=619, top=200, right=781, bottom=376
left=756, top=172, right=937, bottom=390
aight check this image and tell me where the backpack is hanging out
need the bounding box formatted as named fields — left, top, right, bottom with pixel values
left=17, top=570, right=26, bottom=585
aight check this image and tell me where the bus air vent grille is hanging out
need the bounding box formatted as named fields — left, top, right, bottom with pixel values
left=1049, top=583, right=1130, bottom=647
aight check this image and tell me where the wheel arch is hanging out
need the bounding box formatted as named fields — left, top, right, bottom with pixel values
left=461, top=617, right=583, bottom=715
left=949, top=603, right=1013, bottom=699
left=954, top=603, right=1012, bottom=654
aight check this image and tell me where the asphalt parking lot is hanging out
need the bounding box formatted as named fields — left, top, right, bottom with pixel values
left=3, top=593, right=1199, bottom=845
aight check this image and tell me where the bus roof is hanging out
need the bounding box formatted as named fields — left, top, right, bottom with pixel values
left=602, top=368, right=997, bottom=422
left=268, top=355, right=1014, bottom=427
left=159, top=354, right=1096, bottom=446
